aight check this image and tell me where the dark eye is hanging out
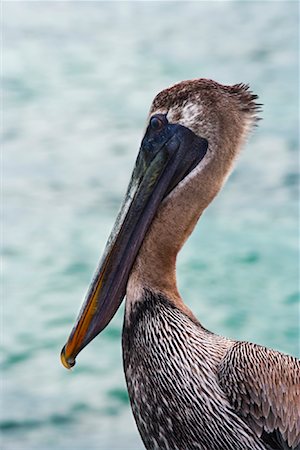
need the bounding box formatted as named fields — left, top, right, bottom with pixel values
left=150, top=116, right=163, bottom=131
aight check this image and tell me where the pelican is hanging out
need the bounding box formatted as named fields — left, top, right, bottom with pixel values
left=61, top=79, right=300, bottom=450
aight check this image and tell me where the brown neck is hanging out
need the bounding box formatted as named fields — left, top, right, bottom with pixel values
left=126, top=149, right=233, bottom=320
left=125, top=81, right=256, bottom=319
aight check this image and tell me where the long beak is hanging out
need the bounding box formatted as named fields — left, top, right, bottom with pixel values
left=61, top=114, right=207, bottom=369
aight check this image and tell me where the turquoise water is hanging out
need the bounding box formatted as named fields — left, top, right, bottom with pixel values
left=2, top=2, right=299, bottom=449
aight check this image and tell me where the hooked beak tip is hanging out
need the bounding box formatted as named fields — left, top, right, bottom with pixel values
left=60, top=345, right=76, bottom=370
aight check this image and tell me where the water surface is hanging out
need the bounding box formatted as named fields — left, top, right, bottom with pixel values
left=2, top=2, right=299, bottom=449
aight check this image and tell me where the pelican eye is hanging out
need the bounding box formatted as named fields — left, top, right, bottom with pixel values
left=150, top=116, right=163, bottom=131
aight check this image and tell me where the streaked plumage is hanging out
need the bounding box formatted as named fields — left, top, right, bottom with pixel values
left=124, top=80, right=300, bottom=450
left=123, top=293, right=299, bottom=450
left=61, top=79, right=300, bottom=450
left=219, top=342, right=300, bottom=449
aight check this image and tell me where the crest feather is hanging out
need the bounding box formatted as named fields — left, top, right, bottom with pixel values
left=151, top=79, right=262, bottom=124
left=228, top=83, right=262, bottom=122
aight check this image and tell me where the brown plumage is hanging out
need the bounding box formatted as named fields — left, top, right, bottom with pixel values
left=151, top=79, right=261, bottom=118
left=219, top=342, right=300, bottom=448
left=124, top=79, right=300, bottom=450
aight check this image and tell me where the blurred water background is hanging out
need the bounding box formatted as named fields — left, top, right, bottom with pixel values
left=2, top=1, right=299, bottom=449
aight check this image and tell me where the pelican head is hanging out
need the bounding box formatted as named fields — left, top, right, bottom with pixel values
left=61, top=79, right=260, bottom=369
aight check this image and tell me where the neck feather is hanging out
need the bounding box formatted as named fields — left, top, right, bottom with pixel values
left=126, top=131, right=246, bottom=317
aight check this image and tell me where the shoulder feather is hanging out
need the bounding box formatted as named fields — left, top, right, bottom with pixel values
left=218, top=342, right=300, bottom=449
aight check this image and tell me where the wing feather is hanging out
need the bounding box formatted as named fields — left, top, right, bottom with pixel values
left=218, top=342, right=300, bottom=449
